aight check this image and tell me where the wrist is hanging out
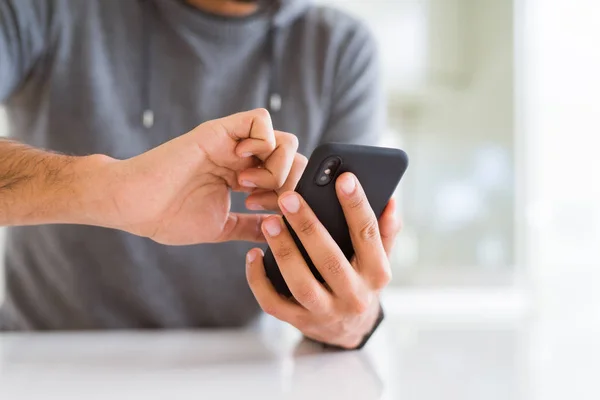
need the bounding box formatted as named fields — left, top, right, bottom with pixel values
left=306, top=299, right=385, bottom=351
left=0, top=139, right=119, bottom=228
left=65, top=153, right=120, bottom=228
left=348, top=299, right=384, bottom=348
left=25, top=153, right=118, bottom=227
left=353, top=302, right=385, bottom=350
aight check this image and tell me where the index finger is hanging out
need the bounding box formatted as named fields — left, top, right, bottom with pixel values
left=335, top=173, right=390, bottom=285
left=277, top=191, right=362, bottom=300
left=211, top=109, right=299, bottom=190
left=212, top=108, right=277, bottom=159
left=237, top=131, right=299, bottom=190
left=245, top=152, right=308, bottom=211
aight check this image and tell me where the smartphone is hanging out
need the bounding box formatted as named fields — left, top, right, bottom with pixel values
left=263, top=143, right=409, bottom=297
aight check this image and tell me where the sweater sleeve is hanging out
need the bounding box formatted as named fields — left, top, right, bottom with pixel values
left=0, top=0, right=53, bottom=102
left=319, top=22, right=386, bottom=146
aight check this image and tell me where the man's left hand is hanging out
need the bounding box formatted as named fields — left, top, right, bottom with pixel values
left=246, top=173, right=401, bottom=349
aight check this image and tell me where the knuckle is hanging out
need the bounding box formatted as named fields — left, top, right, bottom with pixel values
left=260, top=301, right=279, bottom=318
left=346, top=295, right=369, bottom=315
left=298, top=218, right=318, bottom=236
left=348, top=195, right=366, bottom=210
left=253, top=108, right=275, bottom=148
left=372, top=266, right=392, bottom=289
left=296, top=283, right=320, bottom=306
left=296, top=153, right=308, bottom=167
left=255, top=107, right=271, bottom=121
left=284, top=133, right=299, bottom=150
left=293, top=313, right=311, bottom=330
left=359, top=219, right=380, bottom=242
left=274, top=245, right=295, bottom=262
left=322, top=254, right=344, bottom=277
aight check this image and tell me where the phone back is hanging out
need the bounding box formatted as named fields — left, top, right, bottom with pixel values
left=263, top=143, right=409, bottom=297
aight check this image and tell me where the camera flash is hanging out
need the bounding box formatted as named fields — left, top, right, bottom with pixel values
left=324, top=169, right=331, bottom=175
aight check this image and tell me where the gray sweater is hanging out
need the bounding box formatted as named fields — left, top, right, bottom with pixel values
left=0, top=0, right=383, bottom=330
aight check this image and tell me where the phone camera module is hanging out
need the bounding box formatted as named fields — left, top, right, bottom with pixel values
left=315, top=156, right=342, bottom=186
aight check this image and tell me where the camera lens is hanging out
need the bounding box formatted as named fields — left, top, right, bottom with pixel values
left=315, top=156, right=342, bottom=186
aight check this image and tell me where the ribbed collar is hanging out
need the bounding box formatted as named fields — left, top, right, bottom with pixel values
left=152, top=0, right=274, bottom=43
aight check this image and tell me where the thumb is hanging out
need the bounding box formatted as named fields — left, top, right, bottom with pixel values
left=215, top=213, right=268, bottom=243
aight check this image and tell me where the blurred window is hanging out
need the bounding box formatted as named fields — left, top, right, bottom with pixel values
left=318, top=0, right=516, bottom=287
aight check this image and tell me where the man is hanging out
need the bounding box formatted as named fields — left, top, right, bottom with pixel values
left=0, top=0, right=396, bottom=349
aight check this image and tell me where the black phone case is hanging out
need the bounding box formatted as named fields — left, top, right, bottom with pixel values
left=263, top=143, right=409, bottom=298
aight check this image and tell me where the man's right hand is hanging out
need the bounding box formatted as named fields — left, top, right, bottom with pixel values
left=0, top=109, right=305, bottom=246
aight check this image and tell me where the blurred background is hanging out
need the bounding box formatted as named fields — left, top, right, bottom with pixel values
left=311, top=0, right=600, bottom=318
left=326, top=0, right=518, bottom=288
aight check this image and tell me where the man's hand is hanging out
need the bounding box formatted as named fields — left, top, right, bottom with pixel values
left=245, top=173, right=401, bottom=349
left=83, top=108, right=305, bottom=245
left=1, top=109, right=303, bottom=246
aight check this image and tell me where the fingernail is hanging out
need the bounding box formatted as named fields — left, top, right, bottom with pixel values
left=264, top=218, right=281, bottom=237
left=247, top=251, right=256, bottom=263
left=340, top=175, right=356, bottom=195
left=241, top=180, right=257, bottom=188
left=280, top=193, right=300, bottom=214
left=241, top=152, right=253, bottom=158
left=247, top=203, right=264, bottom=211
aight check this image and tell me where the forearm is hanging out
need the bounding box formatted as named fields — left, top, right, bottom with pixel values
left=0, top=139, right=112, bottom=227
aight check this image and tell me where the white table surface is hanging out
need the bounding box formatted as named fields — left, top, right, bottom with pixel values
left=1, top=313, right=599, bottom=400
